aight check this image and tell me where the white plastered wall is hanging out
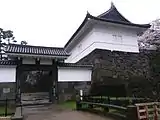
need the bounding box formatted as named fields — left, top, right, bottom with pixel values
left=58, top=67, right=92, bottom=82
left=65, top=23, right=140, bottom=63
left=0, top=66, right=16, bottom=82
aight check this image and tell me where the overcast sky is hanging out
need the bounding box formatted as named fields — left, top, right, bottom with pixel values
left=0, top=0, right=159, bottom=47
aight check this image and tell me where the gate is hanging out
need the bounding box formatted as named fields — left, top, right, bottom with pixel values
left=19, top=70, right=53, bottom=105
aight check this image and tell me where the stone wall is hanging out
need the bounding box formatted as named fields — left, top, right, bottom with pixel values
left=77, top=49, right=159, bottom=98
left=0, top=82, right=16, bottom=104
left=58, top=81, right=91, bottom=102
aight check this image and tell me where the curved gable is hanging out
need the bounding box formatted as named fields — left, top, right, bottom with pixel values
left=98, top=2, right=131, bottom=23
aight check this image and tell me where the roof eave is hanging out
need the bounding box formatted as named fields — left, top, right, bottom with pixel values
left=58, top=66, right=93, bottom=69
left=64, top=13, right=91, bottom=49
left=58, top=62, right=93, bottom=69
left=58, top=65, right=93, bottom=69
left=6, top=52, right=69, bottom=59
left=0, top=60, right=17, bottom=66
left=89, top=15, right=151, bottom=28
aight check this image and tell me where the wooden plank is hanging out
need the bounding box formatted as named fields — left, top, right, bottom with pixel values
left=136, top=106, right=141, bottom=120
left=139, top=115, right=147, bottom=119
left=154, top=104, right=158, bottom=120
left=145, top=105, right=149, bottom=119
left=139, top=109, right=146, bottom=113
left=136, top=102, right=159, bottom=106
left=157, top=108, right=160, bottom=112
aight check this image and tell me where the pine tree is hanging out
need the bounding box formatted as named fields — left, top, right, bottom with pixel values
left=0, top=28, right=17, bottom=60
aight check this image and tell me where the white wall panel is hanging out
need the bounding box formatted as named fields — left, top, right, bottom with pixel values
left=58, top=68, right=91, bottom=82
left=0, top=67, right=16, bottom=82
left=40, top=59, right=52, bottom=65
left=22, top=58, right=35, bottom=64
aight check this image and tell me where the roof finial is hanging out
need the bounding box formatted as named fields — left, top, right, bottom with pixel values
left=111, top=1, right=115, bottom=8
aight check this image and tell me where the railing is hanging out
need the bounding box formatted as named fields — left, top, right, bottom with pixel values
left=82, top=96, right=153, bottom=107
left=76, top=94, right=156, bottom=120
left=77, top=101, right=127, bottom=118
left=76, top=95, right=129, bottom=119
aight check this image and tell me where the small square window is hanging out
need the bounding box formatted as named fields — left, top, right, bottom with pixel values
left=112, top=34, right=122, bottom=43
left=77, top=44, right=82, bottom=50
left=118, top=35, right=122, bottom=42
left=112, top=35, right=117, bottom=40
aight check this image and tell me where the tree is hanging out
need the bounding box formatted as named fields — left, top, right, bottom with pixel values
left=138, top=19, right=160, bottom=50
left=0, top=28, right=17, bottom=60
left=138, top=19, right=160, bottom=99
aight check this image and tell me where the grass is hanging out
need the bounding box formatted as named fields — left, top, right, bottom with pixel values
left=59, top=101, right=76, bottom=110
left=0, top=106, right=15, bottom=116
left=92, top=96, right=146, bottom=100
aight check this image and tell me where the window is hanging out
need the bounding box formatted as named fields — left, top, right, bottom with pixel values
left=77, top=43, right=82, bottom=50
left=112, top=35, right=117, bottom=40
left=112, top=34, right=122, bottom=44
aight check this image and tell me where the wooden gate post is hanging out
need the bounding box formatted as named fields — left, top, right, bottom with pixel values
left=16, top=58, right=22, bottom=104
left=51, top=60, right=58, bottom=103
left=154, top=104, right=158, bottom=120
left=126, top=105, right=138, bottom=120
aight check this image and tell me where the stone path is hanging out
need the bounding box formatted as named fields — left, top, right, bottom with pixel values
left=22, top=104, right=117, bottom=120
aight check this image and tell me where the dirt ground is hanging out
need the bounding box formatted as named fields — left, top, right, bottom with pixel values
left=23, top=104, right=117, bottom=120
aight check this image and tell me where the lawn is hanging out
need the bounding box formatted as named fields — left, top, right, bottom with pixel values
left=59, top=101, right=76, bottom=110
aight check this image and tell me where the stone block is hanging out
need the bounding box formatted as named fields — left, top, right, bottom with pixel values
left=0, top=116, right=11, bottom=120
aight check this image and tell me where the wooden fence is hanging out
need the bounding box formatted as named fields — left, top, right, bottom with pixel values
left=135, top=102, right=160, bottom=120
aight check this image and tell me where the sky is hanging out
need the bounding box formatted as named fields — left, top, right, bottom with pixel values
left=0, top=0, right=159, bottom=47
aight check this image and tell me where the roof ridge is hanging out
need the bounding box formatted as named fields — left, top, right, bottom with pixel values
left=98, top=2, right=114, bottom=18
left=8, top=44, right=65, bottom=49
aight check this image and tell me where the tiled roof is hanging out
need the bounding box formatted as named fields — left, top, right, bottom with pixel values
left=0, top=60, right=17, bottom=65
left=64, top=3, right=150, bottom=49
left=58, top=63, right=93, bottom=68
left=5, top=44, right=69, bottom=57
left=98, top=3, right=131, bottom=23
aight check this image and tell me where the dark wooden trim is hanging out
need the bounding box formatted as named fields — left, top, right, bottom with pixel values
left=18, top=64, right=53, bottom=71
left=15, top=57, right=22, bottom=103
left=50, top=60, right=58, bottom=103
left=55, top=61, right=58, bottom=101
left=35, top=58, right=40, bottom=65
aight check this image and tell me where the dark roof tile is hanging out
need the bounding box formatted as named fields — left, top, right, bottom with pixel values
left=98, top=3, right=131, bottom=23
left=5, top=44, right=70, bottom=57
left=0, top=60, right=17, bottom=65
left=58, top=63, right=93, bottom=68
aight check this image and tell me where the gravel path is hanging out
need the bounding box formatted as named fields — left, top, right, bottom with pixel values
left=23, top=104, right=116, bottom=120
